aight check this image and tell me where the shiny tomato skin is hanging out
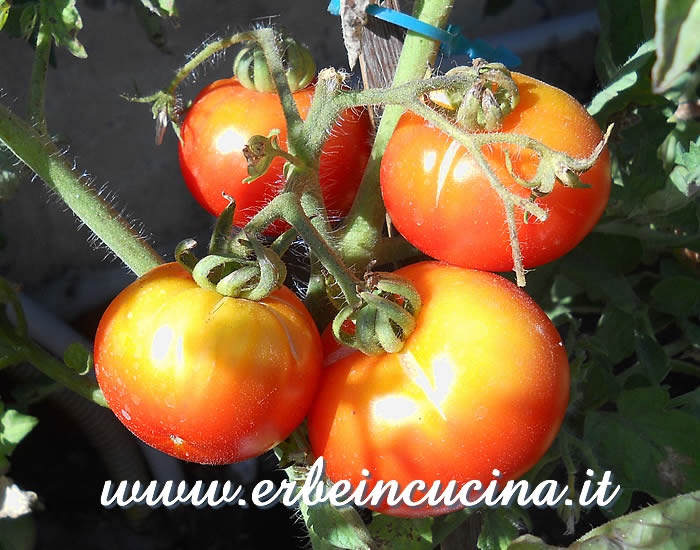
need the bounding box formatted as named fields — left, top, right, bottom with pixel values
left=178, top=78, right=372, bottom=233
left=308, top=261, right=569, bottom=517
left=94, top=263, right=322, bottom=465
left=380, top=73, right=611, bottom=271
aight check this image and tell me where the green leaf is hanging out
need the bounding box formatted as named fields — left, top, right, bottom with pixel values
left=589, top=40, right=657, bottom=124
left=595, top=205, right=700, bottom=250
left=301, top=502, right=373, bottom=550
left=0, top=516, right=36, bottom=550
left=677, top=139, right=700, bottom=177
left=139, top=0, right=178, bottom=17
left=616, top=386, right=669, bottom=413
left=368, top=514, right=432, bottom=550
left=575, top=233, right=643, bottom=275
left=576, top=490, right=700, bottom=549
left=633, top=316, right=670, bottom=384
left=589, top=306, right=636, bottom=365
left=652, top=0, right=700, bottom=92
left=478, top=508, right=527, bottom=550
left=595, top=0, right=655, bottom=83
left=561, top=263, right=638, bottom=314
left=431, top=509, right=471, bottom=547
left=40, top=0, right=87, bottom=59
left=0, top=1, right=10, bottom=32
left=133, top=1, right=171, bottom=53
left=607, top=106, right=674, bottom=213
left=18, top=4, right=37, bottom=40
left=509, top=491, right=700, bottom=548
left=585, top=388, right=700, bottom=499
left=650, top=276, right=700, bottom=317
left=62, top=342, right=92, bottom=376
left=0, top=410, right=38, bottom=458
left=1, top=0, right=39, bottom=40
left=507, top=534, right=561, bottom=550
left=672, top=387, right=700, bottom=417
left=668, top=138, right=700, bottom=200
left=579, top=361, right=620, bottom=410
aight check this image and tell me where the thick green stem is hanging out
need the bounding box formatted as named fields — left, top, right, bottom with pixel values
left=374, top=236, right=423, bottom=265
left=304, top=255, right=337, bottom=327
left=25, top=342, right=108, bottom=407
left=278, top=193, right=362, bottom=307
left=304, top=69, right=347, bottom=158
left=0, top=103, right=162, bottom=276
left=254, top=28, right=307, bottom=160
left=338, top=0, right=455, bottom=267
left=28, top=20, right=51, bottom=134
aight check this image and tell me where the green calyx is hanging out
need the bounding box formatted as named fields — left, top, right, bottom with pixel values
left=428, top=59, right=520, bottom=131
left=332, top=270, right=422, bottom=356
left=234, top=35, right=316, bottom=93
left=243, top=129, right=303, bottom=183
left=503, top=125, right=612, bottom=222
left=175, top=200, right=287, bottom=300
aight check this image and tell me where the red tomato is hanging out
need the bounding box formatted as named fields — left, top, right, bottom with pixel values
left=178, top=78, right=372, bottom=233
left=308, top=261, right=569, bottom=517
left=380, top=73, right=611, bottom=271
left=94, top=262, right=322, bottom=465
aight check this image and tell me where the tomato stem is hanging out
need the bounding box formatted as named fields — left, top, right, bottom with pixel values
left=253, top=28, right=308, bottom=161
left=23, top=338, right=108, bottom=407
left=28, top=19, right=51, bottom=134
left=0, top=103, right=163, bottom=276
left=336, top=0, right=455, bottom=270
left=278, top=192, right=363, bottom=308
left=409, top=100, right=528, bottom=284
left=165, top=31, right=256, bottom=97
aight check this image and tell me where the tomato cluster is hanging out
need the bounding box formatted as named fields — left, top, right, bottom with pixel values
left=95, top=60, right=611, bottom=518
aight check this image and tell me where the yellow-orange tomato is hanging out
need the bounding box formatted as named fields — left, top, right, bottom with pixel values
left=178, top=78, right=372, bottom=234
left=380, top=73, right=611, bottom=271
left=308, top=262, right=570, bottom=517
left=94, top=263, right=322, bottom=465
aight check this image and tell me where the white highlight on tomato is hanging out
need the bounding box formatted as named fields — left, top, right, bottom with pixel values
left=398, top=350, right=455, bottom=420
left=215, top=128, right=246, bottom=155
left=452, top=156, right=475, bottom=181
left=150, top=325, right=174, bottom=363
left=372, top=394, right=419, bottom=423
left=422, top=150, right=437, bottom=173
left=435, top=141, right=461, bottom=207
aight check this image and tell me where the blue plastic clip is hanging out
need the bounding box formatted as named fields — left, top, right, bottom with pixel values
left=328, top=0, right=341, bottom=16
left=326, top=0, right=521, bottom=68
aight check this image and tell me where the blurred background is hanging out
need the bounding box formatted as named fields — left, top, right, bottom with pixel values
left=0, top=1, right=602, bottom=548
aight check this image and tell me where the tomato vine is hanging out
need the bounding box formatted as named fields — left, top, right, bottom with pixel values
left=0, top=0, right=698, bottom=549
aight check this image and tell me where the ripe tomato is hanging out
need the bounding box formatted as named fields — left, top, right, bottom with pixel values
left=178, top=78, right=372, bottom=233
left=380, top=73, right=611, bottom=271
left=94, top=262, right=322, bottom=465
left=308, top=261, right=569, bottom=517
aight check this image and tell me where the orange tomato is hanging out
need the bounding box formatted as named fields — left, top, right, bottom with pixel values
left=94, top=263, right=322, bottom=464
left=381, top=73, right=611, bottom=271
left=178, top=78, right=372, bottom=233
left=308, top=261, right=570, bottom=516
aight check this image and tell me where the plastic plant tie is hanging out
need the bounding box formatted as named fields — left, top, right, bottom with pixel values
left=326, top=0, right=521, bottom=68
